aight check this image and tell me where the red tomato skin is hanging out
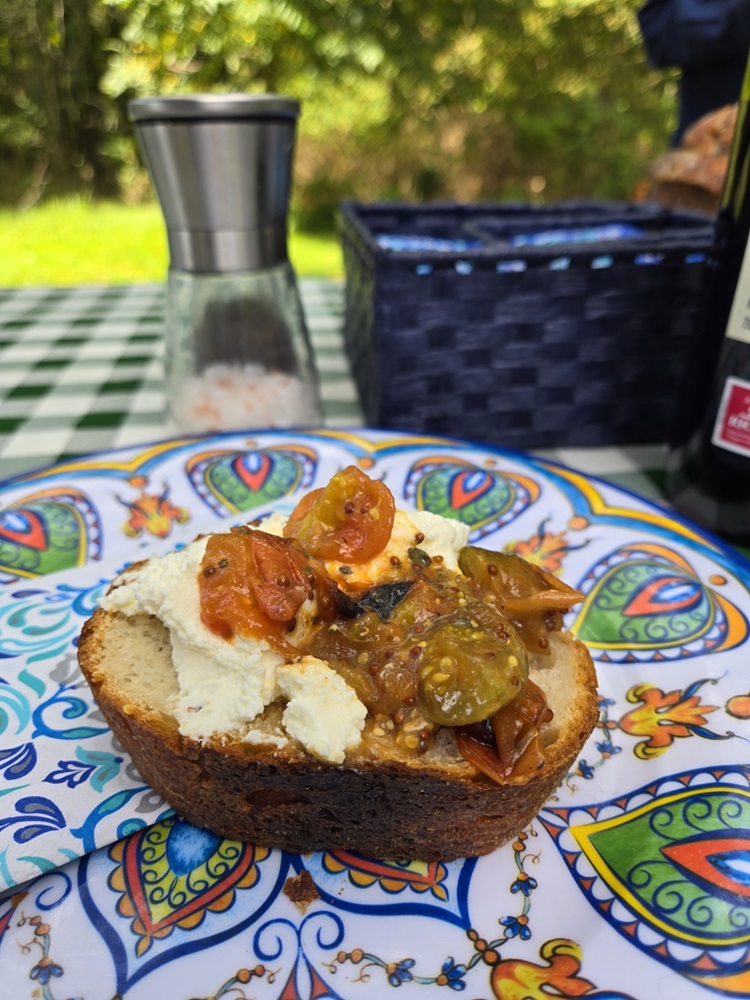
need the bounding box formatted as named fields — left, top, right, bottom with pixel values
left=284, top=466, right=395, bottom=564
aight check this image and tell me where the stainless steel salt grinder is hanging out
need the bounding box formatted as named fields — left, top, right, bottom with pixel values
left=128, top=93, right=322, bottom=432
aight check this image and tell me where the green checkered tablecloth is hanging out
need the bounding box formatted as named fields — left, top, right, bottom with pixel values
left=0, top=279, right=668, bottom=500
left=0, top=280, right=360, bottom=480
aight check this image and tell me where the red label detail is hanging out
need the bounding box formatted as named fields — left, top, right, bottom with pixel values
left=713, top=377, right=750, bottom=457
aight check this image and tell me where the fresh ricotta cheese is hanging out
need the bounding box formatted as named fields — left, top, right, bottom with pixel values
left=277, top=656, right=366, bottom=763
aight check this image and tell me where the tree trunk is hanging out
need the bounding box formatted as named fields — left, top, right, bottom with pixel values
left=3, top=0, right=125, bottom=204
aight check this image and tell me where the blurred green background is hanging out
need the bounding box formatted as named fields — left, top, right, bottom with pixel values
left=1, top=0, right=677, bottom=285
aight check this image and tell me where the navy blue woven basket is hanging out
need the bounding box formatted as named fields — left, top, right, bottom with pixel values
left=339, top=200, right=715, bottom=448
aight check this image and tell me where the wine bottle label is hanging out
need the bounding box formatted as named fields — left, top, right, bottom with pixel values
left=712, top=375, right=750, bottom=455
left=726, top=234, right=750, bottom=344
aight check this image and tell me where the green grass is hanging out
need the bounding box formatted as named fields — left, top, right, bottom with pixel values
left=0, top=197, right=343, bottom=286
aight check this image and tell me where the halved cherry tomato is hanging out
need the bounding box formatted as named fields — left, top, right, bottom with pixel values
left=490, top=678, right=553, bottom=778
left=284, top=487, right=324, bottom=538
left=458, top=548, right=584, bottom=614
left=458, top=547, right=584, bottom=654
left=283, top=466, right=395, bottom=564
left=199, top=529, right=316, bottom=655
left=456, top=679, right=553, bottom=785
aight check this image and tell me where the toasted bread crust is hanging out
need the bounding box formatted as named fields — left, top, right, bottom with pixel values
left=78, top=606, right=598, bottom=860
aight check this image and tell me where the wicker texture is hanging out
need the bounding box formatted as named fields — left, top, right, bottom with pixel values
left=340, top=201, right=715, bottom=448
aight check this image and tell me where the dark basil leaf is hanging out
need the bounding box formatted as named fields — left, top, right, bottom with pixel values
left=358, top=581, right=413, bottom=621
left=333, top=588, right=365, bottom=619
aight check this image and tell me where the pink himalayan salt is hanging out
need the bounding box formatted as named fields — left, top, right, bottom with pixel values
left=170, top=362, right=320, bottom=432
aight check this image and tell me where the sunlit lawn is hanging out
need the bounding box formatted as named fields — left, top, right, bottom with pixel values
left=0, top=197, right=343, bottom=286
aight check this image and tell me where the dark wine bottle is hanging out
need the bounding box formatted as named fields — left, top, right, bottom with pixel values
left=664, top=58, right=750, bottom=546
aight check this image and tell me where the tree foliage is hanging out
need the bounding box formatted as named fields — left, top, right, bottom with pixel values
left=2, top=0, right=677, bottom=217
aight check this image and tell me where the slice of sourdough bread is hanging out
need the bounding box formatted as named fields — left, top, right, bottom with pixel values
left=78, top=604, right=598, bottom=861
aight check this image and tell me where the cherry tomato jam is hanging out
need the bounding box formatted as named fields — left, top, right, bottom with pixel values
left=198, top=474, right=584, bottom=783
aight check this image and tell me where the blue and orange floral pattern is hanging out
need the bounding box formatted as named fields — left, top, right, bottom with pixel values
left=618, top=678, right=734, bottom=758
left=541, top=767, right=750, bottom=995
left=116, top=480, right=190, bottom=539
left=0, top=487, right=101, bottom=582
left=572, top=541, right=748, bottom=662
left=403, top=455, right=541, bottom=540
left=106, top=816, right=270, bottom=956
left=321, top=853, right=451, bottom=900
left=185, top=443, right=318, bottom=516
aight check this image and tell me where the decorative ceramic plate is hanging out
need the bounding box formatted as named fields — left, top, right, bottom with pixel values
left=1, top=428, right=749, bottom=1000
